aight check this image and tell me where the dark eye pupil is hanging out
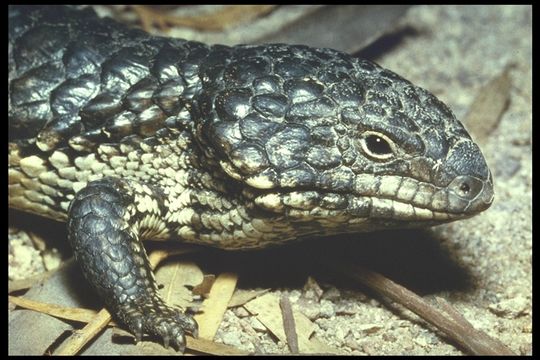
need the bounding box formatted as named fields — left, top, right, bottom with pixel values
left=365, top=135, right=392, bottom=155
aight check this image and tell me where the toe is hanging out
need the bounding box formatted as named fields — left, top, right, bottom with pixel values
left=182, top=316, right=199, bottom=338
left=171, top=329, right=187, bottom=352
left=119, top=297, right=198, bottom=352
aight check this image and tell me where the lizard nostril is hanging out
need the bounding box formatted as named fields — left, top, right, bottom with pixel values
left=459, top=182, right=471, bottom=195
left=444, top=175, right=492, bottom=214
left=448, top=175, right=483, bottom=200
left=447, top=175, right=493, bottom=213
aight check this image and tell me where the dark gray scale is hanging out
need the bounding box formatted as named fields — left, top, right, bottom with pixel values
left=124, top=78, right=158, bottom=113
left=252, top=75, right=283, bottom=95
left=153, top=79, right=188, bottom=115
left=252, top=93, right=288, bottom=119
left=286, top=96, right=338, bottom=126
left=283, top=78, right=324, bottom=104
left=265, top=126, right=311, bottom=170
left=239, top=113, right=284, bottom=141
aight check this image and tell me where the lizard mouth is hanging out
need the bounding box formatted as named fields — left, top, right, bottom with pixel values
left=254, top=190, right=464, bottom=223
left=251, top=173, right=493, bottom=226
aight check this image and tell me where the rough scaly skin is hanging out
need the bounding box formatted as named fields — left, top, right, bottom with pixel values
left=8, top=5, right=494, bottom=351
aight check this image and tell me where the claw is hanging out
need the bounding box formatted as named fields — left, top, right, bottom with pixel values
left=120, top=300, right=198, bottom=352
left=182, top=315, right=199, bottom=337
left=189, top=323, right=199, bottom=339
left=132, top=317, right=144, bottom=343
left=161, top=324, right=171, bottom=349
left=174, top=333, right=186, bottom=353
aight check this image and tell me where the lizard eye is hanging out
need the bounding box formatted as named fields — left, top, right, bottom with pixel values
left=359, top=132, right=395, bottom=160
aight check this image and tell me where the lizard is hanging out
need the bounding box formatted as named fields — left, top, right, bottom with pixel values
left=8, top=5, right=494, bottom=352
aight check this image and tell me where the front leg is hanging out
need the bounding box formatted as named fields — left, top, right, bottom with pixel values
left=67, top=177, right=198, bottom=351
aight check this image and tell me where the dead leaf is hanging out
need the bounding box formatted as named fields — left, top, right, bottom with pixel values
left=155, top=260, right=203, bottom=310
left=463, top=64, right=514, bottom=144
left=192, top=274, right=216, bottom=298
left=228, top=288, right=270, bottom=308
left=244, top=292, right=341, bottom=354
left=194, top=272, right=238, bottom=340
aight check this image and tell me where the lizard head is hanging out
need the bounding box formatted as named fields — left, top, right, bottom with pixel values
left=193, top=44, right=494, bottom=235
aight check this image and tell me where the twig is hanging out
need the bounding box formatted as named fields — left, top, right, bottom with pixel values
left=53, top=308, right=112, bottom=355
left=435, top=296, right=471, bottom=325
left=8, top=295, right=113, bottom=325
left=435, top=297, right=514, bottom=355
left=320, top=260, right=515, bottom=355
left=279, top=293, right=299, bottom=354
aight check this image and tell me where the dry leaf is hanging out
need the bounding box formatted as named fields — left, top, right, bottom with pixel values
left=192, top=274, right=216, bottom=297
left=463, top=64, right=514, bottom=144
left=194, top=272, right=238, bottom=340
left=228, top=288, right=270, bottom=308
left=244, top=292, right=341, bottom=354
left=155, top=260, right=203, bottom=310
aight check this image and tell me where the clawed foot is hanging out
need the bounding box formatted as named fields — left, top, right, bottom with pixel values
left=119, top=297, right=199, bottom=352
